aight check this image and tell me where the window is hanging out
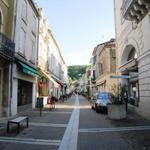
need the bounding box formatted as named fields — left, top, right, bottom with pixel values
left=19, top=28, right=26, bottom=54
left=51, top=54, right=55, bottom=72
left=98, top=63, right=103, bottom=75
left=21, top=1, right=27, bottom=23
left=30, top=40, right=35, bottom=63
left=32, top=15, right=36, bottom=34
left=149, top=14, right=150, bottom=30
left=110, top=49, right=116, bottom=58
left=93, top=55, right=96, bottom=65
left=0, top=12, right=2, bottom=32
left=110, top=49, right=116, bottom=73
left=120, top=9, right=125, bottom=25
left=93, top=70, right=96, bottom=80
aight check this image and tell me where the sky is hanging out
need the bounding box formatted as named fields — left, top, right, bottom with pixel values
left=35, top=0, right=115, bottom=66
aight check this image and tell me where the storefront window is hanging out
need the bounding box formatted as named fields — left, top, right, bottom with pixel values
left=18, top=80, right=32, bottom=106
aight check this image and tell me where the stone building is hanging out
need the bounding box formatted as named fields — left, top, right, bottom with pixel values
left=114, top=0, right=150, bottom=118
left=0, top=0, right=15, bottom=117
left=38, top=8, right=68, bottom=104
left=95, top=39, right=118, bottom=93
left=11, top=0, right=40, bottom=116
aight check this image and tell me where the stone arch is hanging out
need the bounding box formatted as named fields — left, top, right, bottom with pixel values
left=121, top=44, right=137, bottom=65
left=120, top=37, right=139, bottom=66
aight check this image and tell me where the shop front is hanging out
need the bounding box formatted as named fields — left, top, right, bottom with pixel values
left=38, top=70, right=60, bottom=105
left=120, top=46, right=139, bottom=106
left=11, top=60, right=40, bottom=116
left=17, top=80, right=33, bottom=106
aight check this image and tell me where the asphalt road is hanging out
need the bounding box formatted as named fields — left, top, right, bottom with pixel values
left=0, top=94, right=150, bottom=150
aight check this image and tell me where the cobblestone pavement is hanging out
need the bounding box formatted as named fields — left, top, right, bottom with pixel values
left=0, top=94, right=150, bottom=150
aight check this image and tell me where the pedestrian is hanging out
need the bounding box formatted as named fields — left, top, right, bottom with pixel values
left=47, top=94, right=52, bottom=110
left=124, top=91, right=128, bottom=112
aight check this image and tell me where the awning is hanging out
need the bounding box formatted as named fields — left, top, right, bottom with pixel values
left=18, top=61, right=40, bottom=78
left=96, top=80, right=106, bottom=86
left=40, top=70, right=60, bottom=88
left=51, top=74, right=63, bottom=85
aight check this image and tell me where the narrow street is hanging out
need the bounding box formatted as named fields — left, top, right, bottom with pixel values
left=0, top=95, right=150, bottom=150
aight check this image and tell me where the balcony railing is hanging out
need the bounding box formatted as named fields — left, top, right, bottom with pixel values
left=121, top=0, right=133, bottom=16
left=121, top=0, right=150, bottom=23
left=0, top=32, right=15, bottom=60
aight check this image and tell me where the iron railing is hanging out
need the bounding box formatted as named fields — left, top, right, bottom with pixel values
left=121, top=0, right=133, bottom=16
left=0, top=32, right=15, bottom=60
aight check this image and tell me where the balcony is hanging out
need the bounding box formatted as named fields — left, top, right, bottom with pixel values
left=0, top=32, right=15, bottom=60
left=121, top=0, right=150, bottom=23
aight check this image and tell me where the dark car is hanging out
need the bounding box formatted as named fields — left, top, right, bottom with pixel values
left=91, top=92, right=112, bottom=113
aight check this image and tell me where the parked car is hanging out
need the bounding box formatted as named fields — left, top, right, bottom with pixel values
left=91, top=92, right=112, bottom=113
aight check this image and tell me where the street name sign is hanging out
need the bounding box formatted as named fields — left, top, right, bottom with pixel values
left=110, top=75, right=130, bottom=79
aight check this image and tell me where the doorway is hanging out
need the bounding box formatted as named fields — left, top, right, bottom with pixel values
left=17, top=80, right=33, bottom=106
left=0, top=69, right=3, bottom=116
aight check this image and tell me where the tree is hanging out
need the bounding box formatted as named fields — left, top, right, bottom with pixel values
left=68, top=65, right=88, bottom=81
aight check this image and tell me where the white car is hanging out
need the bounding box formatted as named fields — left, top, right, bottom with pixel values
left=91, top=92, right=112, bottom=113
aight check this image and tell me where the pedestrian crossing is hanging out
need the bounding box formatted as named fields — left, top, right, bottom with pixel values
left=30, top=122, right=67, bottom=127
left=0, top=136, right=61, bottom=146
left=79, top=125, right=150, bottom=133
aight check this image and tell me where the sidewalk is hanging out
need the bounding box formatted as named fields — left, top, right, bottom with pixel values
left=78, top=95, right=150, bottom=150
left=0, top=95, right=76, bottom=150
left=0, top=95, right=76, bottom=138
left=79, top=95, right=150, bottom=127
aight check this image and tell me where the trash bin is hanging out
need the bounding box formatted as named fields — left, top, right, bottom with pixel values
left=36, top=97, right=43, bottom=108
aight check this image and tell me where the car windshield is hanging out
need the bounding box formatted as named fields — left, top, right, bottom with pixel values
left=96, top=93, right=110, bottom=101
left=97, top=93, right=108, bottom=99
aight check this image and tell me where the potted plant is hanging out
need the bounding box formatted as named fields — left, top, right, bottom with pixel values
left=108, top=84, right=127, bottom=120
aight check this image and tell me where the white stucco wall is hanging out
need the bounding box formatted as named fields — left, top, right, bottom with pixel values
left=15, top=0, right=39, bottom=62
left=12, top=0, right=39, bottom=116
left=114, top=0, right=150, bottom=119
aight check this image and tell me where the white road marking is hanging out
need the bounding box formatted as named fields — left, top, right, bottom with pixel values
left=28, top=111, right=72, bottom=114
left=46, top=111, right=72, bottom=114
left=0, top=136, right=61, bottom=146
left=79, top=125, right=150, bottom=133
left=58, top=95, right=80, bottom=150
left=30, top=122, right=67, bottom=127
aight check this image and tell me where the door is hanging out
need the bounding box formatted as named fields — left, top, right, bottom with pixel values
left=0, top=69, right=3, bottom=116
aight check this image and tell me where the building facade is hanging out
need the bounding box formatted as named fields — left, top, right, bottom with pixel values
left=114, top=0, right=150, bottom=118
left=91, top=49, right=97, bottom=98
left=0, top=0, right=15, bottom=117
left=12, top=0, right=39, bottom=116
left=38, top=8, right=68, bottom=103
left=38, top=8, right=55, bottom=99
left=95, top=39, right=118, bottom=93
left=48, top=30, right=68, bottom=99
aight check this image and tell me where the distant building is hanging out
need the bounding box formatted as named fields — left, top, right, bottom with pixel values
left=114, top=0, right=150, bottom=118
left=38, top=8, right=68, bottom=102
left=91, top=48, right=97, bottom=97
left=86, top=66, right=92, bottom=98
left=95, top=39, right=118, bottom=93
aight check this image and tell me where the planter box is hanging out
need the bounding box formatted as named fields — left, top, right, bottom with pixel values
left=108, top=104, right=126, bottom=120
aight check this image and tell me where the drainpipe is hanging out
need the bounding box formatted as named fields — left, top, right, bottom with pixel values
left=8, top=62, right=13, bottom=117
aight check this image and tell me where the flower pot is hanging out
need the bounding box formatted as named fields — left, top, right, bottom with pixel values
left=108, top=104, right=126, bottom=120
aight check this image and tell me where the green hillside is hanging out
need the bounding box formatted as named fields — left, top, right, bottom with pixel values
left=68, top=65, right=88, bottom=81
